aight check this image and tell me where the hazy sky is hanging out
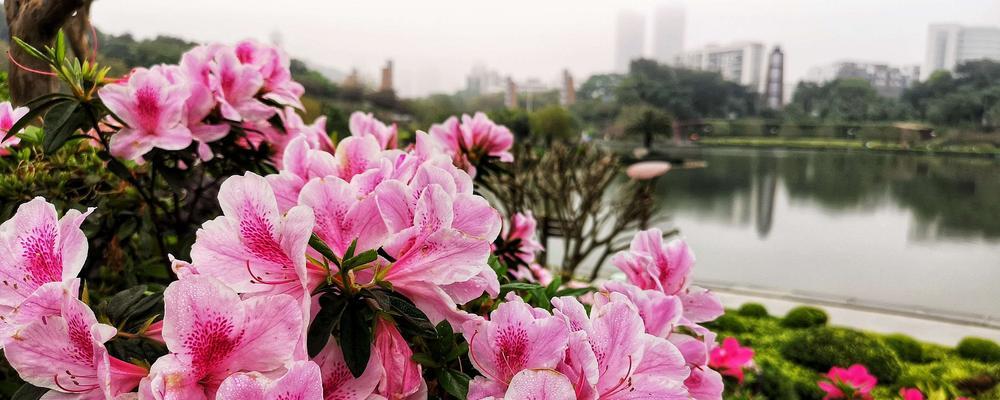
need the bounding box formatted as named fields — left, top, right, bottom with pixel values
left=91, top=0, right=1000, bottom=97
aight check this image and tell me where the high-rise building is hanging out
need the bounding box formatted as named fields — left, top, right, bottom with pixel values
left=379, top=60, right=394, bottom=92
left=651, top=3, right=685, bottom=65
left=676, top=42, right=765, bottom=91
left=465, top=65, right=506, bottom=96
left=923, top=24, right=1000, bottom=80
left=615, top=9, right=646, bottom=72
left=764, top=46, right=784, bottom=109
left=561, top=70, right=576, bottom=106
left=505, top=77, right=518, bottom=109
left=806, top=61, right=920, bottom=98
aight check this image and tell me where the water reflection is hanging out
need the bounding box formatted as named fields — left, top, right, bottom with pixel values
left=648, top=148, right=1000, bottom=322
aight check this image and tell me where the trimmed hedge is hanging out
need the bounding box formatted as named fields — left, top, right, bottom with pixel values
left=704, top=313, right=748, bottom=334
left=957, top=337, right=1000, bottom=363
left=782, top=306, right=829, bottom=329
left=738, top=302, right=769, bottom=318
left=782, top=327, right=903, bottom=383
left=884, top=334, right=927, bottom=363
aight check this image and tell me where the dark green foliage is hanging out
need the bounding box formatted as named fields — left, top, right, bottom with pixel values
left=782, top=327, right=903, bottom=383
left=781, top=306, right=828, bottom=328
left=738, top=302, right=769, bottom=318
left=884, top=334, right=927, bottom=363
left=705, top=313, right=748, bottom=333
left=957, top=337, right=1000, bottom=363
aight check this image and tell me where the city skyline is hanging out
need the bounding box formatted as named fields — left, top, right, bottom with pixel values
left=90, top=0, right=1000, bottom=97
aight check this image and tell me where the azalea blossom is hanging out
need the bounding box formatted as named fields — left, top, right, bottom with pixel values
left=151, top=63, right=229, bottom=161
left=99, top=67, right=193, bottom=161
left=490, top=369, right=578, bottom=400
left=234, top=39, right=305, bottom=110
left=552, top=293, right=689, bottom=399
left=140, top=277, right=302, bottom=399
left=4, top=284, right=147, bottom=398
left=0, top=101, right=29, bottom=155
left=899, top=388, right=924, bottom=400
left=0, top=197, right=93, bottom=323
left=349, top=111, right=398, bottom=150
left=209, top=45, right=272, bottom=122
left=463, top=296, right=570, bottom=399
left=818, top=364, right=877, bottom=400
left=429, top=112, right=514, bottom=176
left=216, top=360, right=323, bottom=400
left=708, top=337, right=754, bottom=383
left=496, top=211, right=544, bottom=268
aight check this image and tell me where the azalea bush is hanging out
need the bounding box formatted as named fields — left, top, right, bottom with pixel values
left=0, top=34, right=731, bottom=399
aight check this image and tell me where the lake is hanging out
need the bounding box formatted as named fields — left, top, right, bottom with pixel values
left=625, top=147, right=1000, bottom=325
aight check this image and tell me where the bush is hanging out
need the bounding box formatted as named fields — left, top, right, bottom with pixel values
left=750, top=354, right=812, bottom=400
left=782, top=327, right=903, bottom=383
left=704, top=313, right=748, bottom=334
left=738, top=303, right=769, bottom=318
left=898, top=360, right=1000, bottom=398
left=957, top=337, right=1000, bottom=363
left=884, top=334, right=927, bottom=363
left=782, top=306, right=828, bottom=328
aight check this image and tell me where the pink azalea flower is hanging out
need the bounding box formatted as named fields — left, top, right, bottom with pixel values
left=349, top=111, right=398, bottom=150
left=266, top=135, right=339, bottom=212
left=818, top=364, right=877, bottom=400
left=899, top=388, right=924, bottom=400
left=0, top=197, right=93, bottom=317
left=152, top=63, right=230, bottom=161
left=428, top=112, right=514, bottom=176
left=373, top=173, right=501, bottom=328
left=373, top=318, right=425, bottom=399
left=601, top=281, right=683, bottom=338
left=612, top=229, right=723, bottom=328
left=141, top=277, right=302, bottom=398
left=255, top=107, right=333, bottom=168
left=685, top=367, right=725, bottom=400
left=499, top=211, right=544, bottom=267
left=709, top=337, right=754, bottom=383
left=234, top=39, right=305, bottom=110
left=313, top=337, right=382, bottom=400
left=298, top=175, right=388, bottom=259
left=216, top=360, right=323, bottom=400
left=551, top=294, right=689, bottom=399
left=190, top=172, right=317, bottom=296
left=209, top=46, right=273, bottom=122
left=99, top=68, right=193, bottom=161
left=0, top=101, right=29, bottom=155
left=510, top=263, right=553, bottom=286
left=4, top=284, right=147, bottom=398
left=464, top=296, right=570, bottom=399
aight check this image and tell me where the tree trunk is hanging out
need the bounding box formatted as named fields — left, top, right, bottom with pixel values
left=5, top=0, right=91, bottom=105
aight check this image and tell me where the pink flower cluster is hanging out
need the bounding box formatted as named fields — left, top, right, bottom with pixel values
left=429, top=112, right=514, bottom=177
left=709, top=337, right=755, bottom=383
left=498, top=211, right=552, bottom=285
left=818, top=364, right=877, bottom=400
left=461, top=228, right=727, bottom=399
left=97, top=40, right=323, bottom=163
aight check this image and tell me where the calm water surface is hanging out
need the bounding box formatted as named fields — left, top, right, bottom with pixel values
left=642, top=148, right=1000, bottom=323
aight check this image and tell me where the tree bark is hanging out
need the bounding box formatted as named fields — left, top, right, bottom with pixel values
left=5, top=0, right=92, bottom=105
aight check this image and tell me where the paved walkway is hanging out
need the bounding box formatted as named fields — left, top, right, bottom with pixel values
left=713, top=289, right=1000, bottom=346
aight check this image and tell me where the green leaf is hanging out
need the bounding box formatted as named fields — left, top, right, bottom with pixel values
left=555, top=286, right=597, bottom=298
left=42, top=101, right=89, bottom=154
left=54, top=30, right=66, bottom=63
left=487, top=254, right=504, bottom=277
left=308, top=233, right=339, bottom=265
left=410, top=352, right=440, bottom=368
left=546, top=276, right=563, bottom=298
left=500, top=282, right=542, bottom=291
left=11, top=383, right=48, bottom=400
left=437, top=369, right=471, bottom=399
left=2, top=97, right=67, bottom=143
left=307, top=295, right=345, bottom=357
left=341, top=249, right=377, bottom=272
left=384, top=291, right=436, bottom=338
left=344, top=238, right=358, bottom=260
left=337, top=301, right=372, bottom=378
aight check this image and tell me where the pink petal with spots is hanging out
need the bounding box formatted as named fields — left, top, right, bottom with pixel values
left=601, top=281, right=683, bottom=338
left=0, top=198, right=93, bottom=309
left=156, top=277, right=302, bottom=397
left=216, top=360, right=323, bottom=400
left=464, top=297, right=569, bottom=386
left=299, top=177, right=387, bottom=258
left=191, top=172, right=316, bottom=297
left=0, top=279, right=78, bottom=348
left=313, top=336, right=381, bottom=400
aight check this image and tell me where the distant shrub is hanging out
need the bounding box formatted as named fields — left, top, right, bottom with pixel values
left=782, top=327, right=903, bottom=383
left=704, top=313, right=748, bottom=333
left=898, top=359, right=1000, bottom=398
left=782, top=306, right=828, bottom=328
left=738, top=303, right=769, bottom=318
left=957, top=337, right=1000, bottom=363
left=750, top=354, right=814, bottom=400
left=884, top=334, right=926, bottom=363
